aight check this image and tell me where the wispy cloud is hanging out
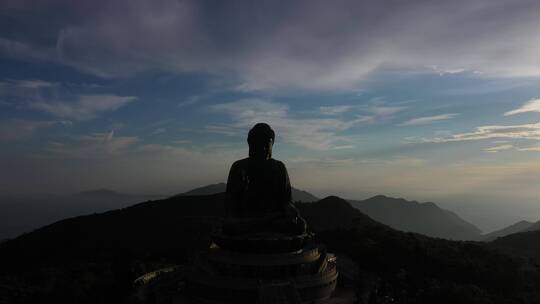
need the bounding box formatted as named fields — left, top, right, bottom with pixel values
left=517, top=146, right=540, bottom=152
left=318, top=105, right=356, bottom=115
left=368, top=105, right=406, bottom=116
left=317, top=103, right=405, bottom=126
left=178, top=96, right=202, bottom=108
left=427, top=123, right=540, bottom=143
left=504, top=98, right=540, bottom=116
left=400, top=113, right=458, bottom=126
left=30, top=94, right=136, bottom=121
left=0, top=119, right=68, bottom=141
left=0, top=79, right=58, bottom=105
left=332, top=145, right=355, bottom=150
left=208, top=99, right=369, bottom=150
left=204, top=125, right=240, bottom=137
left=0, top=79, right=56, bottom=89
left=428, top=65, right=466, bottom=76
left=6, top=1, right=540, bottom=90
left=484, top=144, right=514, bottom=153
left=0, top=37, right=56, bottom=63
left=48, top=130, right=138, bottom=157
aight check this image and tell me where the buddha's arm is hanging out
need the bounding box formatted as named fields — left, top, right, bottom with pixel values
left=225, top=162, right=242, bottom=216
left=280, top=162, right=300, bottom=217
left=282, top=162, right=293, bottom=204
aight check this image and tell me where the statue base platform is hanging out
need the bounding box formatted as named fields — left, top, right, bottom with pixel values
left=185, top=229, right=338, bottom=303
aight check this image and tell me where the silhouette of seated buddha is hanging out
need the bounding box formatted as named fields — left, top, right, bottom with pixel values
left=224, top=123, right=306, bottom=236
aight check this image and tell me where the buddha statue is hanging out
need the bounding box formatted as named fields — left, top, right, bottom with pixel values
left=187, top=124, right=338, bottom=303
left=223, top=123, right=307, bottom=236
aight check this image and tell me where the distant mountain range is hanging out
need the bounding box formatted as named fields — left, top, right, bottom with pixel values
left=482, top=220, right=540, bottom=241
left=176, top=182, right=320, bottom=202
left=0, top=184, right=488, bottom=242
left=178, top=184, right=482, bottom=240
left=2, top=194, right=540, bottom=303
left=349, top=195, right=482, bottom=240
left=0, top=189, right=163, bottom=240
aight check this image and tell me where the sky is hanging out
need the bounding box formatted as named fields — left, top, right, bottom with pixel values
left=2, top=0, right=540, bottom=231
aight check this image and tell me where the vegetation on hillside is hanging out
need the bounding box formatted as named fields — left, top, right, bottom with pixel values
left=1, top=194, right=540, bottom=303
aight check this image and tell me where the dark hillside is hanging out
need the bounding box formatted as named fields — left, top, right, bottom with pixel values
left=1, top=194, right=540, bottom=303
left=491, top=229, right=540, bottom=262
left=297, top=196, right=380, bottom=231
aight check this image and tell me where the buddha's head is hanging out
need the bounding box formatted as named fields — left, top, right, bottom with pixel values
left=247, top=123, right=275, bottom=160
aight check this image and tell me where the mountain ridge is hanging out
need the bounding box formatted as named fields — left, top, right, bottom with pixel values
left=178, top=185, right=482, bottom=240
left=482, top=220, right=537, bottom=241
left=349, top=195, right=482, bottom=240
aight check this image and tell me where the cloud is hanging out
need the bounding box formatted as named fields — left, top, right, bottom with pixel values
left=368, top=105, right=406, bottom=117
left=429, top=65, right=466, bottom=76
left=204, top=125, right=241, bottom=137
left=444, top=79, right=531, bottom=95
left=504, top=98, right=540, bottom=116
left=319, top=105, right=355, bottom=115
left=178, top=96, right=202, bottom=108
left=0, top=37, right=56, bottom=62
left=5, top=1, right=540, bottom=90
left=151, top=128, right=167, bottom=135
left=208, top=99, right=369, bottom=150
left=400, top=113, right=458, bottom=126
left=332, top=145, right=354, bottom=150
left=0, top=82, right=135, bottom=121
left=0, top=119, right=67, bottom=141
left=48, top=130, right=138, bottom=157
left=0, top=79, right=57, bottom=104
left=517, top=146, right=540, bottom=152
left=29, top=94, right=136, bottom=120
left=484, top=144, right=514, bottom=153
left=12, top=80, right=56, bottom=89
left=317, top=104, right=405, bottom=122
left=427, top=123, right=540, bottom=143
left=0, top=79, right=56, bottom=89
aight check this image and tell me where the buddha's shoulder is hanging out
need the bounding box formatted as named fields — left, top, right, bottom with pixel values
left=269, top=158, right=285, bottom=166
left=231, top=158, right=250, bottom=168
left=231, top=158, right=285, bottom=168
left=268, top=159, right=287, bottom=172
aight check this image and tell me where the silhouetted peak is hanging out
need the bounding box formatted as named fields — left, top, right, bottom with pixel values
left=481, top=220, right=538, bottom=241
left=522, top=220, right=540, bottom=230
left=318, top=196, right=351, bottom=206
left=176, top=183, right=227, bottom=197
left=366, top=195, right=420, bottom=205
left=421, top=202, right=438, bottom=208
left=350, top=194, right=481, bottom=240
left=296, top=196, right=379, bottom=231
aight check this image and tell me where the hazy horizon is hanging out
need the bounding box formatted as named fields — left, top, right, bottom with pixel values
left=2, top=182, right=538, bottom=234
